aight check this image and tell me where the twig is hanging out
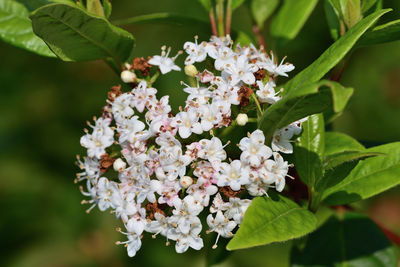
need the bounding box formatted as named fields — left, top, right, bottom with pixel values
left=225, top=0, right=232, bottom=36
left=209, top=8, right=218, bottom=36
left=252, top=24, right=266, bottom=50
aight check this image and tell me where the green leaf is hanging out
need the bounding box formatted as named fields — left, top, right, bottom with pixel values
left=86, top=0, right=104, bottom=17
left=270, top=0, right=318, bottom=41
left=294, top=114, right=325, bottom=188
left=30, top=3, right=135, bottom=62
left=227, top=195, right=317, bottom=250
left=0, top=0, right=55, bottom=57
left=250, top=0, right=280, bottom=28
left=323, top=142, right=400, bottom=205
left=291, top=212, right=397, bottom=267
left=324, top=131, right=364, bottom=156
left=102, top=0, right=111, bottom=19
left=234, top=31, right=254, bottom=46
left=113, top=12, right=209, bottom=27
left=324, top=150, right=383, bottom=170
left=197, top=0, right=212, bottom=11
left=285, top=9, right=390, bottom=93
left=258, top=80, right=353, bottom=141
left=324, top=0, right=342, bottom=40
left=357, top=19, right=400, bottom=46
left=231, top=0, right=246, bottom=11
left=343, top=0, right=362, bottom=28
left=361, top=0, right=377, bottom=13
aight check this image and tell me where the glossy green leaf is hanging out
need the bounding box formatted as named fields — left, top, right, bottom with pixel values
left=227, top=195, right=317, bottom=250
left=285, top=9, right=390, bottom=92
left=258, top=80, right=353, bottom=141
left=324, top=131, right=364, bottom=156
left=31, top=3, right=135, bottom=62
left=324, top=150, right=383, bottom=170
left=0, top=0, right=55, bottom=57
left=294, top=114, right=325, bottom=188
left=357, top=19, right=400, bottom=46
left=291, top=212, right=397, bottom=267
left=270, top=0, right=318, bottom=41
left=323, top=142, right=400, bottom=205
left=113, top=12, right=209, bottom=27
left=86, top=0, right=104, bottom=17
left=250, top=0, right=280, bottom=28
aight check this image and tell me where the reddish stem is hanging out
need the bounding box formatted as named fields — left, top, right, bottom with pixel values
left=209, top=9, right=218, bottom=37
left=373, top=220, right=400, bottom=247
left=252, top=24, right=266, bottom=50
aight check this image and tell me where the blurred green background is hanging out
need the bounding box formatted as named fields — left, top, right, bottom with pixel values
left=1, top=0, right=400, bottom=266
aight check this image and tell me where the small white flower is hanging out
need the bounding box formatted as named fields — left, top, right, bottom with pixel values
left=238, top=130, right=272, bottom=167
left=256, top=80, right=281, bottom=104
left=236, top=113, right=248, bottom=126
left=258, top=52, right=294, bottom=77
left=172, top=109, right=201, bottom=139
left=131, top=81, right=157, bottom=113
left=216, top=160, right=249, bottom=191
left=207, top=211, right=237, bottom=248
left=113, top=158, right=127, bottom=172
left=184, top=36, right=208, bottom=65
left=168, top=217, right=204, bottom=253
left=223, top=55, right=258, bottom=85
left=198, top=137, right=227, bottom=163
left=148, top=46, right=181, bottom=74
left=222, top=197, right=251, bottom=224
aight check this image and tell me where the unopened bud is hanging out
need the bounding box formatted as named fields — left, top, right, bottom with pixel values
left=184, top=65, right=198, bottom=77
left=236, top=113, right=248, bottom=126
left=113, top=158, right=126, bottom=172
left=180, top=176, right=193, bottom=188
left=120, top=70, right=136, bottom=83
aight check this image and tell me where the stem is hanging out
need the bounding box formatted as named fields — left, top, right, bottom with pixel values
left=209, top=8, right=218, bottom=36
left=251, top=93, right=263, bottom=116
left=252, top=24, right=266, bottom=50
left=247, top=117, right=258, bottom=123
left=104, top=58, right=121, bottom=77
left=148, top=71, right=160, bottom=86
left=225, top=0, right=232, bottom=36
left=216, top=0, right=225, bottom=37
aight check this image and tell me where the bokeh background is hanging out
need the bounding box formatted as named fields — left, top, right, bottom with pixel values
left=1, top=0, right=400, bottom=266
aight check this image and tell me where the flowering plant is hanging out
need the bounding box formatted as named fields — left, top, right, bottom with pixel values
left=2, top=0, right=400, bottom=265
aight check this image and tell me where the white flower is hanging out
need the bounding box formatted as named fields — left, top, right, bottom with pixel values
left=184, top=36, right=208, bottom=65
left=258, top=52, right=294, bottom=77
left=117, top=115, right=146, bottom=144
left=148, top=46, right=181, bottom=74
left=120, top=70, right=137, bottom=83
left=262, top=152, right=289, bottom=192
left=96, top=177, right=120, bottom=211
left=76, top=156, right=100, bottom=182
left=168, top=217, right=203, bottom=253
left=198, top=137, right=227, bottom=163
left=271, top=127, right=294, bottom=154
left=223, top=55, right=258, bottom=85
left=118, top=217, right=145, bottom=257
left=170, top=196, right=203, bottom=234
left=236, top=113, right=248, bottom=126
left=146, top=212, right=171, bottom=238
left=187, top=177, right=218, bottom=206
left=112, top=93, right=134, bottom=123
left=207, top=211, right=237, bottom=248
left=256, top=80, right=281, bottom=104
left=210, top=193, right=225, bottom=213
left=113, top=158, right=127, bottom=172
left=208, top=46, right=235, bottom=71
left=222, top=197, right=251, bottom=224
left=238, top=130, right=272, bottom=167
left=80, top=118, right=114, bottom=159
left=159, top=146, right=192, bottom=180
left=131, top=81, right=157, bottom=113
left=172, top=109, right=201, bottom=139
left=216, top=160, right=249, bottom=191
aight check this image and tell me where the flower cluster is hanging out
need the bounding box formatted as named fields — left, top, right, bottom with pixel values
left=76, top=35, right=304, bottom=257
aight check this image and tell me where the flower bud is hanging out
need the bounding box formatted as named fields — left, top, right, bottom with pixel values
left=180, top=176, right=193, bottom=188
left=236, top=113, right=248, bottom=126
left=113, top=158, right=126, bottom=172
left=184, top=65, right=198, bottom=77
left=120, top=70, right=136, bottom=83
